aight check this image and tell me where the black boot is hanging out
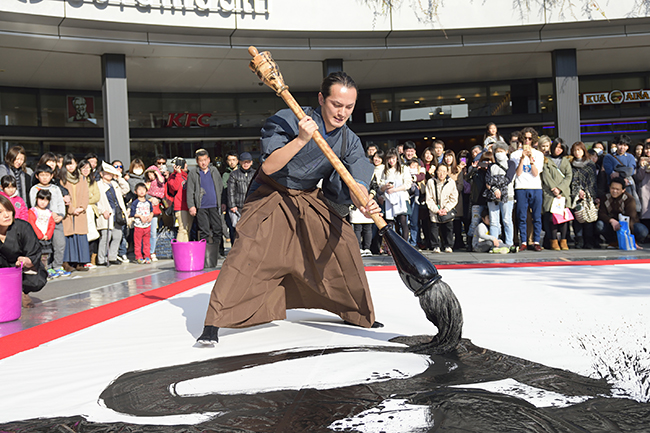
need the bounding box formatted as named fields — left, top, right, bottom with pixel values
left=197, top=325, right=219, bottom=346
left=575, top=236, right=584, bottom=249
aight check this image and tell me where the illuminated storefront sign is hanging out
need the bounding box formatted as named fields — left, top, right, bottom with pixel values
left=166, top=113, right=212, bottom=127
left=92, top=0, right=269, bottom=14
left=582, top=89, right=650, bottom=105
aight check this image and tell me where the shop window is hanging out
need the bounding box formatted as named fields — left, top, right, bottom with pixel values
left=395, top=86, right=497, bottom=121
left=0, top=90, right=37, bottom=126
left=40, top=92, right=103, bottom=128
left=41, top=142, right=105, bottom=160
left=367, top=92, right=393, bottom=123
left=538, top=81, right=554, bottom=113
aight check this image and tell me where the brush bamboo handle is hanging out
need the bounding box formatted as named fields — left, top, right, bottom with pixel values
left=248, top=46, right=387, bottom=230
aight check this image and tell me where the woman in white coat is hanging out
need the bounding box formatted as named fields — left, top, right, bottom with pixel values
left=426, top=164, right=458, bottom=253
left=378, top=148, right=412, bottom=241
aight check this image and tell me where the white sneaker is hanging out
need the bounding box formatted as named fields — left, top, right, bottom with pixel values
left=433, top=247, right=441, bottom=253
left=363, top=249, right=372, bottom=256
left=444, top=247, right=453, bottom=253
left=151, top=253, right=158, bottom=262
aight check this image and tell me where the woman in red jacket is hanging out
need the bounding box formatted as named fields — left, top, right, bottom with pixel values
left=166, top=158, right=192, bottom=242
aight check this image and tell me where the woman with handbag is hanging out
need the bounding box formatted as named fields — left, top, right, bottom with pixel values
left=541, top=139, right=573, bottom=250
left=96, top=164, right=129, bottom=266
left=569, top=142, right=598, bottom=249
left=379, top=148, right=411, bottom=241
left=425, top=164, right=458, bottom=253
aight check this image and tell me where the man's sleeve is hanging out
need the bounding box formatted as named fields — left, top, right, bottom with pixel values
left=260, top=110, right=296, bottom=162
left=344, top=133, right=374, bottom=189
left=186, top=173, right=196, bottom=209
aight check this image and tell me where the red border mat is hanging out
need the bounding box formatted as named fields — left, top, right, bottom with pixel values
left=3, top=259, right=650, bottom=361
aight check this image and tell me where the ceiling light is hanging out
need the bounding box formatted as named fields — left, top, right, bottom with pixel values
left=414, top=100, right=420, bottom=104
left=459, top=97, right=465, bottom=101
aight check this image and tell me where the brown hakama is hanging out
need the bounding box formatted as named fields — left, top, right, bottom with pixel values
left=204, top=172, right=376, bottom=329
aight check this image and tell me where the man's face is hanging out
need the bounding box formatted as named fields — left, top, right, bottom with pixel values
left=318, top=84, right=357, bottom=133
left=156, top=159, right=167, bottom=168
left=610, top=182, right=624, bottom=198
left=37, top=172, right=53, bottom=185
left=197, top=155, right=210, bottom=171
left=366, top=146, right=377, bottom=157
left=241, top=160, right=253, bottom=170
left=434, top=144, right=444, bottom=157
left=617, top=143, right=628, bottom=155
left=226, top=155, right=239, bottom=169
left=405, top=148, right=416, bottom=160
left=74, top=100, right=87, bottom=115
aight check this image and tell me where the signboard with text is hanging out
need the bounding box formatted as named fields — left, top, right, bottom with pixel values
left=582, top=89, right=650, bottom=106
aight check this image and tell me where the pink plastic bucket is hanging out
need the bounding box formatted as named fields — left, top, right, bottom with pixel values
left=0, top=266, right=22, bottom=323
left=171, top=239, right=207, bottom=272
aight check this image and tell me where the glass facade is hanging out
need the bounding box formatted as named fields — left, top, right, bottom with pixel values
left=3, top=71, right=650, bottom=165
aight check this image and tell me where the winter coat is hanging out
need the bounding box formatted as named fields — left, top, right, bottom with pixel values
left=569, top=158, right=597, bottom=208
left=0, top=191, right=28, bottom=221
left=541, top=157, right=573, bottom=213
left=96, top=179, right=129, bottom=230
left=60, top=177, right=89, bottom=236
left=227, top=167, right=255, bottom=209
left=425, top=176, right=458, bottom=223
left=167, top=170, right=189, bottom=212
left=0, top=163, right=33, bottom=208
left=635, top=165, right=650, bottom=220
left=186, top=165, right=223, bottom=210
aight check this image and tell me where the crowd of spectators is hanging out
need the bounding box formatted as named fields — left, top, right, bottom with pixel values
left=0, top=146, right=256, bottom=289
left=356, top=125, right=650, bottom=254
left=2, top=124, right=650, bottom=300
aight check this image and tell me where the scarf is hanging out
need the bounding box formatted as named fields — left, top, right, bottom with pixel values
left=65, top=171, right=80, bottom=185
left=550, top=156, right=563, bottom=169
left=571, top=158, right=587, bottom=169
left=9, top=166, right=22, bottom=198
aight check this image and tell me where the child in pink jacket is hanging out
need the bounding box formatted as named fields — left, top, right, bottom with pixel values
left=1, top=175, right=28, bottom=220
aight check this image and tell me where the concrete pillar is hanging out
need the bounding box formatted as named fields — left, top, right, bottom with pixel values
left=323, top=58, right=343, bottom=78
left=552, top=49, right=581, bottom=146
left=101, top=54, right=131, bottom=164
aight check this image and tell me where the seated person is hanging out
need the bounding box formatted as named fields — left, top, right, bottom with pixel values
left=596, top=178, right=649, bottom=246
left=0, top=194, right=47, bottom=308
left=473, top=207, right=510, bottom=254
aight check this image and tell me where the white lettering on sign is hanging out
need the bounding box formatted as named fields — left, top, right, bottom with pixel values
left=92, top=0, right=269, bottom=14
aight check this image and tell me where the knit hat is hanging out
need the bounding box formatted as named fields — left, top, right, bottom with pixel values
left=492, top=141, right=509, bottom=153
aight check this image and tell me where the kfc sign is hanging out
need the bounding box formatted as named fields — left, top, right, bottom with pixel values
left=166, top=113, right=212, bottom=128
left=582, top=89, right=650, bottom=105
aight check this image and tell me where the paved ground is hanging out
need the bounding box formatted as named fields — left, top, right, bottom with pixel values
left=37, top=240, right=650, bottom=304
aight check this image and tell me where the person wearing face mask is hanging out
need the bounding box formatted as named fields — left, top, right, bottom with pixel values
left=127, top=159, right=146, bottom=198
left=485, top=142, right=517, bottom=251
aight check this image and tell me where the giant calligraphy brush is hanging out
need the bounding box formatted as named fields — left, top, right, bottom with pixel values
left=248, top=46, right=463, bottom=353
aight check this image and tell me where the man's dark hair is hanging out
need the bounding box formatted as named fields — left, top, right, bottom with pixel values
left=403, top=141, right=416, bottom=151
left=36, top=188, right=52, bottom=201
left=34, top=164, right=54, bottom=177
left=320, top=72, right=357, bottom=99
left=195, top=149, right=210, bottom=160
left=226, top=151, right=238, bottom=159
left=84, top=152, right=98, bottom=161
left=613, top=134, right=631, bottom=146
left=481, top=207, right=490, bottom=219
left=155, top=155, right=167, bottom=162
left=610, top=178, right=626, bottom=188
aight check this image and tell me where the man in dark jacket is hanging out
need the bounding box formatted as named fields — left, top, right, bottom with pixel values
left=226, top=152, right=255, bottom=244
left=596, top=178, right=648, bottom=245
left=186, top=149, right=224, bottom=247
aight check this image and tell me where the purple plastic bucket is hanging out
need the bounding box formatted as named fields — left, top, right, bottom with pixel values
left=0, top=266, right=22, bottom=323
left=171, top=239, right=207, bottom=272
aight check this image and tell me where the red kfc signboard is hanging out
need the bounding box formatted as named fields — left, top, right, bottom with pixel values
left=166, top=113, right=212, bottom=127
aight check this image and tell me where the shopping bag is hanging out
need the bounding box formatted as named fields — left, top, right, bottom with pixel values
left=617, top=218, right=636, bottom=251
left=550, top=196, right=566, bottom=215
left=552, top=208, right=574, bottom=224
